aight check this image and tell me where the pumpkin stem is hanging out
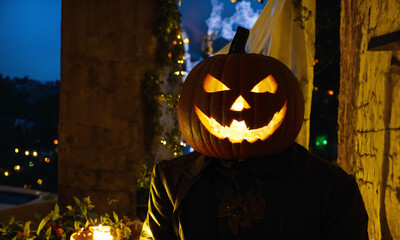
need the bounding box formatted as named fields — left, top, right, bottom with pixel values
left=228, top=26, right=250, bottom=54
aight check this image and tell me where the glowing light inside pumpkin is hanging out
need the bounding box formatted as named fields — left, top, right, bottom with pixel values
left=194, top=101, right=287, bottom=143
left=203, top=73, right=230, bottom=93
left=91, top=225, right=113, bottom=240
left=250, top=75, right=278, bottom=93
left=230, top=95, right=251, bottom=111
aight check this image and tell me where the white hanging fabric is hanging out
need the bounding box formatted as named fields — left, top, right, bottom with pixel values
left=216, top=0, right=315, bottom=149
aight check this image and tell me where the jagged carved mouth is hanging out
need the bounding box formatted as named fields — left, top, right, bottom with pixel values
left=194, top=101, right=287, bottom=143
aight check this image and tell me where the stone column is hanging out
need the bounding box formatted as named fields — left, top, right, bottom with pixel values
left=339, top=0, right=400, bottom=238
left=59, top=0, right=157, bottom=216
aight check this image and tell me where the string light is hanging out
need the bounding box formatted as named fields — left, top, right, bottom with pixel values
left=33, top=151, right=38, bottom=157
left=4, top=171, right=9, bottom=177
left=29, top=161, right=34, bottom=167
left=183, top=38, right=189, bottom=44
left=327, top=90, right=334, bottom=95
left=37, top=179, right=43, bottom=185
left=45, top=157, right=51, bottom=163
left=15, top=148, right=19, bottom=153
left=25, top=151, right=30, bottom=156
left=14, top=165, right=20, bottom=171
left=54, top=139, right=59, bottom=145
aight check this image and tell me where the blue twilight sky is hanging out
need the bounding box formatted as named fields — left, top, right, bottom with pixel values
left=0, top=0, right=264, bottom=83
left=0, top=0, right=61, bottom=82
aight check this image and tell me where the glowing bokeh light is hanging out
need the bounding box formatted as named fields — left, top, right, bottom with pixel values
left=90, top=225, right=113, bottom=240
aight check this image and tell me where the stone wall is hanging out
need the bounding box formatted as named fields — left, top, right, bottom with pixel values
left=59, top=0, right=157, bottom=216
left=339, top=0, right=400, bottom=238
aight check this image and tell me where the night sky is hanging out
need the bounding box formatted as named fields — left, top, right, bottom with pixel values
left=0, top=0, right=61, bottom=82
left=0, top=0, right=264, bottom=83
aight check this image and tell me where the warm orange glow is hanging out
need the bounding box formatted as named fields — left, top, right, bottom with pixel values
left=4, top=171, right=9, bottom=177
left=70, top=229, right=93, bottom=240
left=25, top=151, right=29, bottom=156
left=37, top=179, right=43, bottom=185
left=194, top=101, right=287, bottom=143
left=44, top=157, right=50, bottom=163
left=54, top=139, right=59, bottom=145
left=203, top=73, right=230, bottom=92
left=327, top=90, right=334, bottom=95
left=14, top=165, right=20, bottom=171
left=183, top=38, right=189, bottom=44
left=230, top=95, right=251, bottom=111
left=90, top=225, right=113, bottom=240
left=33, top=151, right=38, bottom=157
left=250, top=75, right=278, bottom=93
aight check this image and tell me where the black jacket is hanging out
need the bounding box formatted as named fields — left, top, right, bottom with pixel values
left=140, top=143, right=368, bottom=239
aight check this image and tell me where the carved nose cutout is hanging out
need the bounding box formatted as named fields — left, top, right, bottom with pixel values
left=230, top=95, right=251, bottom=112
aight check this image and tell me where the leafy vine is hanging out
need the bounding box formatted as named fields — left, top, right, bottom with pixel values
left=142, top=0, right=186, bottom=160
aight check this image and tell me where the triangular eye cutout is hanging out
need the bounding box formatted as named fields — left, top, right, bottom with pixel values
left=250, top=75, right=278, bottom=94
left=203, top=73, right=230, bottom=93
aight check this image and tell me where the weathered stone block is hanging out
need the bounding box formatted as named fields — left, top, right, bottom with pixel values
left=339, top=0, right=400, bottom=238
left=59, top=0, right=157, bottom=217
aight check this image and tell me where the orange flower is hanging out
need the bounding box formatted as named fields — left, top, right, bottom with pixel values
left=16, top=231, right=24, bottom=239
left=56, top=228, right=64, bottom=236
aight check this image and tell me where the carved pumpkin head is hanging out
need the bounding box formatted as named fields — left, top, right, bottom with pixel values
left=178, top=27, right=304, bottom=159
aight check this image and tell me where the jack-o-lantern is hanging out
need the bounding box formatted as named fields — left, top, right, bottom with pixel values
left=178, top=27, right=304, bottom=159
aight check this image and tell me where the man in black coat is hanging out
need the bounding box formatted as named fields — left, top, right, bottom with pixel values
left=140, top=143, right=368, bottom=239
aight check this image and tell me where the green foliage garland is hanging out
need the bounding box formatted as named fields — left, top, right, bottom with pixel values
left=142, top=0, right=185, bottom=160
left=0, top=197, right=140, bottom=240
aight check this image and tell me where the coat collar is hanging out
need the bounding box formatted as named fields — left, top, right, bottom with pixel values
left=173, top=144, right=297, bottom=212
left=173, top=154, right=211, bottom=212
